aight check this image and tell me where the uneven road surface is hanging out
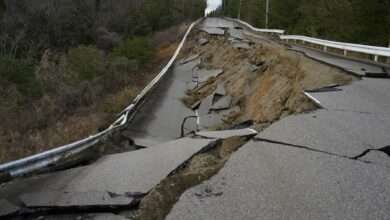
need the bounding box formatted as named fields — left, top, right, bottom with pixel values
left=167, top=18, right=390, bottom=220
left=1, top=18, right=390, bottom=220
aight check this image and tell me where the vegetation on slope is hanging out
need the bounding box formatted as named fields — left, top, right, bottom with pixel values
left=0, top=0, right=206, bottom=162
left=216, top=0, right=390, bottom=47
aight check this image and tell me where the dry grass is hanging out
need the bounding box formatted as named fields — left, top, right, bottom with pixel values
left=0, top=25, right=190, bottom=164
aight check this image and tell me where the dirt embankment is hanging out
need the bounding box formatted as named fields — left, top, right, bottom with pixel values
left=181, top=31, right=354, bottom=128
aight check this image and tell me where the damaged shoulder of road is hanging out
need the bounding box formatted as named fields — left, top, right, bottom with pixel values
left=2, top=17, right=390, bottom=220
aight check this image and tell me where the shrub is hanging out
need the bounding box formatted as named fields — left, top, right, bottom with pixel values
left=0, top=56, right=42, bottom=97
left=111, top=37, right=153, bottom=65
left=67, top=45, right=105, bottom=81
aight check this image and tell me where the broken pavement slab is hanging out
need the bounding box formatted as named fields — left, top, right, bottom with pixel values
left=198, top=38, right=209, bottom=46
left=20, top=191, right=134, bottom=208
left=199, top=27, right=225, bottom=36
left=228, top=28, right=244, bottom=40
left=233, top=42, right=250, bottom=50
left=215, top=83, right=226, bottom=96
left=360, top=150, right=390, bottom=168
left=179, top=54, right=200, bottom=65
left=0, top=138, right=217, bottom=203
left=198, top=113, right=224, bottom=130
left=166, top=140, right=390, bottom=220
left=196, top=128, right=257, bottom=139
left=211, top=96, right=232, bottom=110
left=198, top=106, right=241, bottom=130
left=257, top=109, right=390, bottom=158
left=0, top=199, right=20, bottom=217
left=201, top=17, right=235, bottom=29
left=51, top=137, right=217, bottom=194
left=306, top=78, right=390, bottom=114
left=198, top=94, right=214, bottom=116
left=290, top=45, right=386, bottom=77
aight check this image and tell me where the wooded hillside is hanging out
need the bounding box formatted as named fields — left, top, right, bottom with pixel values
left=0, top=0, right=206, bottom=163
left=220, top=0, right=390, bottom=47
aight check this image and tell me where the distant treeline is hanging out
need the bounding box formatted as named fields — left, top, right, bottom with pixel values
left=0, top=0, right=205, bottom=99
left=215, top=0, right=390, bottom=47
left=0, top=0, right=206, bottom=58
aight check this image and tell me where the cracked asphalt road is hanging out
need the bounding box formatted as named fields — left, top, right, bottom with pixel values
left=124, top=60, right=199, bottom=143
left=166, top=18, right=390, bottom=220
left=1, top=17, right=389, bottom=220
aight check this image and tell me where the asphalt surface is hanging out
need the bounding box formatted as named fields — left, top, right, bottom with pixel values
left=201, top=18, right=236, bottom=29
left=167, top=140, right=390, bottom=220
left=124, top=59, right=200, bottom=143
left=257, top=109, right=390, bottom=158
left=0, top=137, right=215, bottom=211
left=166, top=18, right=390, bottom=219
left=307, top=78, right=390, bottom=114
left=2, top=17, right=390, bottom=219
left=290, top=45, right=387, bottom=77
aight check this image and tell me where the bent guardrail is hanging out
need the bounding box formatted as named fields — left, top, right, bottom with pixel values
left=232, top=17, right=390, bottom=66
left=0, top=19, right=201, bottom=179
left=226, top=17, right=285, bottom=35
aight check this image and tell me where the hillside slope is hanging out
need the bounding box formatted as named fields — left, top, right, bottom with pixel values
left=0, top=0, right=206, bottom=163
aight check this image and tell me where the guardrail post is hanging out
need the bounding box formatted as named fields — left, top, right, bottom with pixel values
left=374, top=55, right=379, bottom=62
left=343, top=50, right=348, bottom=56
left=323, top=46, right=327, bottom=52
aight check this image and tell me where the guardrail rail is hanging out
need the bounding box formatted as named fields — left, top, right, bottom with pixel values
left=0, top=19, right=202, bottom=180
left=232, top=17, right=390, bottom=66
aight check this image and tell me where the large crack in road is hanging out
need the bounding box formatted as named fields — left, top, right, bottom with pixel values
left=2, top=18, right=390, bottom=220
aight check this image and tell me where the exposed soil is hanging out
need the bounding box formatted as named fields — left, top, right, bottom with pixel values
left=133, top=136, right=248, bottom=220
left=181, top=30, right=355, bottom=127
left=130, top=28, right=356, bottom=220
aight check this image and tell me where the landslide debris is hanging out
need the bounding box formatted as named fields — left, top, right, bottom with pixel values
left=180, top=31, right=355, bottom=128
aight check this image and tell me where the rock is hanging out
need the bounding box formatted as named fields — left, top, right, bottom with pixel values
left=198, top=38, right=209, bottom=46
left=249, top=64, right=259, bottom=72
left=233, top=42, right=250, bottom=50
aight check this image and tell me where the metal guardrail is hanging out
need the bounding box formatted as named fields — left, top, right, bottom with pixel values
left=232, top=17, right=390, bottom=66
left=229, top=18, right=285, bottom=35
left=0, top=19, right=201, bottom=179
left=281, top=35, right=390, bottom=65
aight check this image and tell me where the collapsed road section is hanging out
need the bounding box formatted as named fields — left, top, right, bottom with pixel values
left=1, top=17, right=390, bottom=219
